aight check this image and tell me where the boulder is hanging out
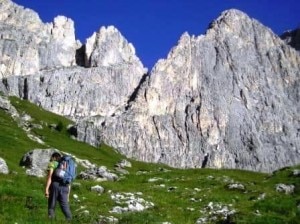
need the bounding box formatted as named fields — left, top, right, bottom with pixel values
left=0, top=157, right=9, bottom=174
left=275, top=183, right=295, bottom=194
left=91, top=185, right=104, bottom=194
left=79, top=166, right=118, bottom=181
left=20, top=148, right=59, bottom=177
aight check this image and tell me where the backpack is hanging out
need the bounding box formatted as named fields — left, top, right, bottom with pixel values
left=53, top=155, right=77, bottom=184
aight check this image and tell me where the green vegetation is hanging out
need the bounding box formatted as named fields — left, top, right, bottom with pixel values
left=0, top=97, right=299, bottom=224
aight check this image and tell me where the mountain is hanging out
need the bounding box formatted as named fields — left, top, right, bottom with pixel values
left=0, top=0, right=146, bottom=119
left=0, top=0, right=78, bottom=77
left=77, top=9, right=300, bottom=173
left=0, top=0, right=299, bottom=173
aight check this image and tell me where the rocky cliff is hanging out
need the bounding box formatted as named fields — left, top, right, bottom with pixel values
left=0, top=1, right=299, bottom=173
left=0, top=0, right=78, bottom=78
left=0, top=0, right=146, bottom=119
left=76, top=10, right=300, bottom=173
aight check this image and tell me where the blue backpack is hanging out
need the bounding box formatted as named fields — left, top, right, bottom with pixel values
left=53, top=155, right=77, bottom=184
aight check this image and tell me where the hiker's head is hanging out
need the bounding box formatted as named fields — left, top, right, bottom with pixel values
left=51, top=152, right=61, bottom=161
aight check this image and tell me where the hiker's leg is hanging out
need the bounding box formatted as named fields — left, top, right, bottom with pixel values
left=58, top=185, right=72, bottom=220
left=48, top=183, right=59, bottom=219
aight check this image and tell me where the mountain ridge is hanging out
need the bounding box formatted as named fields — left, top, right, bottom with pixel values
left=77, top=8, right=299, bottom=172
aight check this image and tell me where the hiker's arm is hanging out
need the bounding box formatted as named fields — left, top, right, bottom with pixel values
left=67, top=184, right=71, bottom=201
left=45, top=169, right=53, bottom=198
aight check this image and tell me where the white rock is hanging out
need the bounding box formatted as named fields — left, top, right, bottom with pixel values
left=91, top=185, right=104, bottom=194
left=275, top=184, right=295, bottom=194
left=0, top=158, right=9, bottom=174
left=128, top=202, right=145, bottom=212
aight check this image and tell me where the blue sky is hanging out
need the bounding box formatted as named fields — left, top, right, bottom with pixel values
left=13, top=0, right=300, bottom=69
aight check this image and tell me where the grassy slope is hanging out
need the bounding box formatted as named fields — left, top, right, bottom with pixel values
left=0, top=97, right=299, bottom=224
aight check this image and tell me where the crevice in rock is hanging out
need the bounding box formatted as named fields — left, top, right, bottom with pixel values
left=1, top=78, right=8, bottom=91
left=201, top=153, right=209, bottom=168
left=240, top=89, right=248, bottom=108
left=125, top=72, right=149, bottom=110
left=152, top=116, right=162, bottom=144
left=171, top=116, right=183, bottom=144
left=67, top=125, right=78, bottom=138
left=23, top=78, right=28, bottom=100
left=184, top=105, right=191, bottom=145
left=75, top=44, right=87, bottom=67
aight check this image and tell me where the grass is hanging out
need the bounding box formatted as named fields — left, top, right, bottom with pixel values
left=0, top=97, right=299, bottom=223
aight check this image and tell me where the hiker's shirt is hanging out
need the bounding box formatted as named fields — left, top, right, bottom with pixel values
left=48, top=161, right=65, bottom=184
left=49, top=161, right=70, bottom=186
left=47, top=161, right=59, bottom=171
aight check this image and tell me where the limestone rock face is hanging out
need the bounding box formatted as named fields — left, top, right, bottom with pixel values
left=0, top=93, right=20, bottom=122
left=0, top=0, right=77, bottom=78
left=85, top=26, right=145, bottom=70
left=77, top=10, right=300, bottom=173
left=0, top=93, right=12, bottom=111
left=0, top=65, right=146, bottom=119
left=0, top=0, right=147, bottom=119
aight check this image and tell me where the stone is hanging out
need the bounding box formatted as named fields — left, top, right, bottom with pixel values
left=148, top=177, right=163, bottom=182
left=197, top=202, right=236, bottom=224
left=114, top=167, right=129, bottom=175
left=292, top=169, right=300, bottom=176
left=20, top=148, right=60, bottom=177
left=168, top=186, right=177, bottom=192
left=79, top=165, right=118, bottom=181
left=97, top=215, right=119, bottom=224
left=128, top=201, right=145, bottom=212
left=114, top=159, right=131, bottom=174
left=91, top=185, right=104, bottom=194
left=275, top=183, right=295, bottom=194
left=227, top=183, right=245, bottom=190
left=73, top=194, right=79, bottom=200
left=115, top=159, right=132, bottom=168
left=110, top=206, right=124, bottom=214
left=0, top=94, right=18, bottom=117
left=0, top=94, right=11, bottom=111
left=0, top=157, right=9, bottom=174
left=109, top=192, right=154, bottom=214
left=257, top=193, right=266, bottom=200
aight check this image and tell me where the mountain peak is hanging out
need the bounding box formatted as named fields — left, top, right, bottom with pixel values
left=85, top=25, right=146, bottom=70
left=207, top=8, right=274, bottom=37
left=209, top=9, right=252, bottom=28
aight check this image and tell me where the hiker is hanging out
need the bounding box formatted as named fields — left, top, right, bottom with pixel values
left=45, top=152, right=72, bottom=221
